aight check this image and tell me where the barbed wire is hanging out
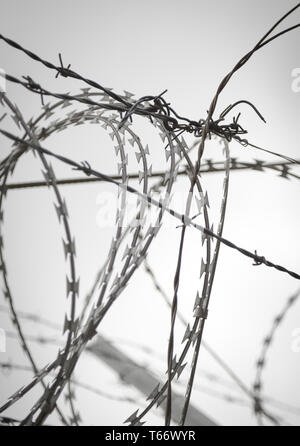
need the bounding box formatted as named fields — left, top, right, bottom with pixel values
left=0, top=88, right=179, bottom=424
left=0, top=360, right=142, bottom=406
left=160, top=1, right=300, bottom=425
left=3, top=157, right=300, bottom=191
left=0, top=111, right=70, bottom=425
left=3, top=298, right=299, bottom=419
left=253, top=288, right=300, bottom=425
left=1, top=94, right=80, bottom=426
left=1, top=128, right=299, bottom=281
left=0, top=3, right=299, bottom=426
left=0, top=102, right=298, bottom=426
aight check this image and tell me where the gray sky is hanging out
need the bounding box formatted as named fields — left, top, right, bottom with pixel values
left=0, top=0, right=300, bottom=426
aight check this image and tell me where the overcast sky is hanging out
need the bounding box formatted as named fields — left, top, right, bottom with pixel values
left=0, top=0, right=300, bottom=426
